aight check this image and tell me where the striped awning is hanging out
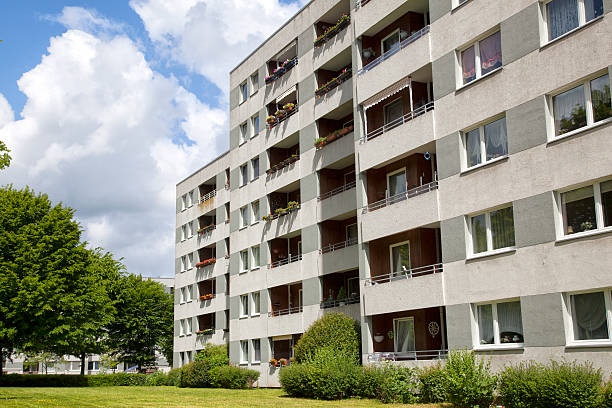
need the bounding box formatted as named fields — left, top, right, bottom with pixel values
left=277, top=84, right=297, bottom=103
left=363, top=76, right=411, bottom=110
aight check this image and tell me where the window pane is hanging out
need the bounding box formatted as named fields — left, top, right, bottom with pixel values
left=601, top=180, right=612, bottom=227
left=479, top=31, right=502, bottom=76
left=462, top=45, right=476, bottom=84
left=253, top=247, right=260, bottom=267
left=585, top=0, right=604, bottom=22
left=547, top=0, right=579, bottom=41
left=466, top=128, right=481, bottom=167
left=253, top=339, right=261, bottom=362
left=382, top=32, right=400, bottom=54
left=391, top=243, right=410, bottom=275
left=562, top=186, right=596, bottom=234
left=252, top=158, right=259, bottom=178
left=553, top=84, right=586, bottom=136
left=497, top=301, right=524, bottom=343
left=591, top=74, right=612, bottom=123
left=471, top=214, right=487, bottom=253
left=384, top=99, right=403, bottom=124
left=484, top=117, right=508, bottom=161
left=571, top=292, right=609, bottom=340
left=490, top=206, right=515, bottom=250
left=477, top=304, right=494, bottom=345
left=388, top=171, right=406, bottom=196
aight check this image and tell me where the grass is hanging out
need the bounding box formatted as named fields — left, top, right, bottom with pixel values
left=0, top=387, right=452, bottom=408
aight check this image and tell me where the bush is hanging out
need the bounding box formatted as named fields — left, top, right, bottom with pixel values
left=179, top=343, right=229, bottom=388
left=144, top=371, right=170, bottom=386
left=86, top=373, right=148, bottom=386
left=293, top=312, right=360, bottom=364
left=166, top=368, right=182, bottom=386
left=601, top=380, right=612, bottom=408
left=374, top=365, right=419, bottom=404
left=418, top=364, right=448, bottom=403
left=209, top=365, right=260, bottom=389
left=0, top=374, right=88, bottom=387
left=499, top=361, right=603, bottom=408
left=354, top=366, right=383, bottom=399
left=279, top=363, right=315, bottom=398
left=444, top=350, right=497, bottom=408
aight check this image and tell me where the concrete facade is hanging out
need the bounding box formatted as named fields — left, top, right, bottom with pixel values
left=174, top=0, right=612, bottom=385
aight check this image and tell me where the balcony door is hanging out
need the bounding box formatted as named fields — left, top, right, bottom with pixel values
left=384, top=98, right=403, bottom=126
left=387, top=168, right=407, bottom=200
left=346, top=223, right=358, bottom=245
left=390, top=240, right=410, bottom=278
left=393, top=317, right=416, bottom=354
left=381, top=30, right=401, bottom=55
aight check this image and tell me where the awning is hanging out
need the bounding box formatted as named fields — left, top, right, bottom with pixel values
left=363, top=76, right=411, bottom=110
left=272, top=335, right=293, bottom=341
left=277, top=85, right=297, bottom=104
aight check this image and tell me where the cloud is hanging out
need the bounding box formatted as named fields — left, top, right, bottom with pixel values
left=45, top=6, right=126, bottom=37
left=130, top=0, right=305, bottom=94
left=0, top=23, right=226, bottom=277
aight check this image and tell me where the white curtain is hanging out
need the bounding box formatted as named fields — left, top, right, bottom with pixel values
left=388, top=171, right=407, bottom=196
left=547, top=0, right=579, bottom=40
left=490, top=206, right=515, bottom=250
left=572, top=292, right=609, bottom=340
left=466, top=128, right=481, bottom=167
left=394, top=319, right=415, bottom=353
left=471, top=214, right=487, bottom=253
left=479, top=31, right=502, bottom=75
left=553, top=84, right=586, bottom=135
left=478, top=304, right=494, bottom=344
left=484, top=118, right=507, bottom=161
left=497, top=302, right=524, bottom=340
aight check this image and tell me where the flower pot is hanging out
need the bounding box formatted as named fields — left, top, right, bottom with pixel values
left=326, top=133, right=337, bottom=143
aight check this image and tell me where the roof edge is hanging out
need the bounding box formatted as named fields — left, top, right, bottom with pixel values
left=176, top=149, right=230, bottom=186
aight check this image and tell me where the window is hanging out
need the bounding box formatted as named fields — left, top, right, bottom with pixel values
left=181, top=194, right=187, bottom=211
left=240, top=340, right=249, bottom=364
left=463, top=116, right=508, bottom=169
left=240, top=294, right=249, bottom=317
left=70, top=361, right=81, bottom=371
left=381, top=29, right=401, bottom=55
left=180, top=255, right=187, bottom=272
left=180, top=287, right=186, bottom=304
left=186, top=318, right=192, bottom=335
left=559, top=180, right=612, bottom=236
left=240, top=81, right=248, bottom=103
left=240, top=164, right=248, bottom=186
left=179, top=319, right=185, bottom=336
left=240, top=250, right=249, bottom=272
left=251, top=73, right=259, bottom=95
left=251, top=245, right=260, bottom=269
left=187, top=191, right=193, bottom=207
left=188, top=222, right=194, bottom=238
left=240, top=122, right=248, bottom=144
left=567, top=290, right=611, bottom=343
left=461, top=31, right=501, bottom=85
left=88, top=361, right=100, bottom=371
left=240, top=206, right=249, bottom=228
left=544, top=0, right=603, bottom=42
left=187, top=285, right=193, bottom=302
left=252, top=115, right=260, bottom=136
left=251, top=157, right=260, bottom=180
left=474, top=300, right=524, bottom=347
left=453, top=0, right=470, bottom=7
left=551, top=73, right=611, bottom=137
left=252, top=339, right=261, bottom=363
left=181, top=225, right=187, bottom=241
left=393, top=317, right=415, bottom=353
left=469, top=206, right=515, bottom=255
left=390, top=241, right=410, bottom=277
left=384, top=98, right=403, bottom=125
left=387, top=168, right=407, bottom=198
left=251, top=201, right=260, bottom=223
left=252, top=291, right=260, bottom=315
left=188, top=253, right=194, bottom=269
left=346, top=223, right=358, bottom=244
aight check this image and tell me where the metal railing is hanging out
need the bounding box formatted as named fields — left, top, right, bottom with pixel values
left=269, top=253, right=303, bottom=269
left=363, top=181, right=438, bottom=213
left=200, top=190, right=216, bottom=203
left=368, top=349, right=448, bottom=362
left=268, top=106, right=299, bottom=130
left=362, top=101, right=434, bottom=142
left=364, top=263, right=443, bottom=286
left=320, top=296, right=360, bottom=309
left=358, top=26, right=430, bottom=75
left=317, top=180, right=356, bottom=201
left=320, top=238, right=358, bottom=254
left=268, top=305, right=303, bottom=317
left=355, top=0, right=373, bottom=10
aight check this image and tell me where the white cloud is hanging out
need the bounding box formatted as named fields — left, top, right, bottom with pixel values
left=0, top=22, right=226, bottom=277
left=45, top=6, right=125, bottom=37
left=0, top=94, right=14, bottom=128
left=130, top=0, right=305, bottom=94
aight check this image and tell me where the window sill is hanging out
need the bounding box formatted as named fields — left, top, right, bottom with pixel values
left=239, top=270, right=248, bottom=275
left=239, top=140, right=247, bottom=147
left=466, top=247, right=516, bottom=261
left=239, top=183, right=247, bottom=188
left=251, top=176, right=259, bottom=182
left=239, top=226, right=247, bottom=231
left=565, top=341, right=612, bottom=349
left=451, top=0, right=472, bottom=13
left=251, top=361, right=261, bottom=365
left=460, top=156, right=508, bottom=176
left=474, top=343, right=524, bottom=352
left=185, top=333, right=192, bottom=337
left=250, top=266, right=260, bottom=272
left=251, top=221, right=259, bottom=226
left=540, top=16, right=604, bottom=51
left=251, top=133, right=259, bottom=139
left=555, top=227, right=612, bottom=244
left=455, top=67, right=502, bottom=94
left=547, top=117, right=612, bottom=146
left=239, top=362, right=248, bottom=366
left=239, top=315, right=248, bottom=320
left=251, top=313, right=261, bottom=317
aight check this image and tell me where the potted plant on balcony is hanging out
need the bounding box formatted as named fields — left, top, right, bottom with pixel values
left=337, top=286, right=347, bottom=306
left=265, top=74, right=276, bottom=85
left=282, top=58, right=297, bottom=71
left=269, top=358, right=278, bottom=367
left=266, top=115, right=277, bottom=127
left=314, top=137, right=327, bottom=149
left=314, top=33, right=326, bottom=47
left=287, top=154, right=298, bottom=164
left=274, top=207, right=287, bottom=217
left=262, top=214, right=274, bottom=222
left=283, top=102, right=295, bottom=113
left=275, top=109, right=287, bottom=120
left=279, top=358, right=288, bottom=367
left=286, top=201, right=299, bottom=212
left=326, top=130, right=339, bottom=143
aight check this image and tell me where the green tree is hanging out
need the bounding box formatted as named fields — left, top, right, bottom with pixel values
left=0, top=141, right=11, bottom=170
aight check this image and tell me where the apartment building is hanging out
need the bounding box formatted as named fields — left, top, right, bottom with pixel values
left=174, top=0, right=612, bottom=386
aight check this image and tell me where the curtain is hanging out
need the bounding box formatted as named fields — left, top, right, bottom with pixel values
left=466, top=128, right=481, bottom=167
left=388, top=171, right=406, bottom=196
left=547, top=0, right=579, bottom=40
left=392, top=243, right=410, bottom=275
left=394, top=319, right=415, bottom=353
left=553, top=84, right=586, bottom=135
left=462, top=46, right=476, bottom=84
left=590, top=74, right=612, bottom=122
left=478, top=304, right=494, bottom=344
left=601, top=180, right=612, bottom=227
left=585, top=0, right=604, bottom=22
left=484, top=117, right=508, bottom=161
left=471, top=214, right=487, bottom=253
left=572, top=292, right=609, bottom=340
left=497, top=302, right=524, bottom=343
left=479, top=31, right=502, bottom=76
left=490, top=206, right=515, bottom=250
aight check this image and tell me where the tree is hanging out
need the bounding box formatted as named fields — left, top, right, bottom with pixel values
left=106, top=275, right=173, bottom=372
left=0, top=141, right=10, bottom=170
left=25, top=352, right=65, bottom=375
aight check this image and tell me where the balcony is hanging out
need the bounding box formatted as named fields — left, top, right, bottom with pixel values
left=363, top=181, right=437, bottom=213
left=354, top=0, right=426, bottom=41
left=363, top=101, right=434, bottom=143
left=196, top=312, right=215, bottom=336
left=365, top=262, right=442, bottom=286
left=320, top=269, right=359, bottom=307
left=265, top=56, right=297, bottom=86
left=268, top=233, right=302, bottom=285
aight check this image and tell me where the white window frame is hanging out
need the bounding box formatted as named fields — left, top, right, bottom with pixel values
left=181, top=194, right=187, bottom=211
left=187, top=285, right=193, bottom=302
left=188, top=221, right=194, bottom=238
left=240, top=250, right=249, bottom=273
left=251, top=157, right=259, bottom=180
left=554, top=179, right=612, bottom=240
left=179, top=319, right=185, bottom=336
left=251, top=115, right=260, bottom=137
left=383, top=97, right=403, bottom=126
left=452, top=0, right=471, bottom=8
left=181, top=225, right=187, bottom=241
left=240, top=294, right=249, bottom=318
left=386, top=167, right=406, bottom=198
left=460, top=114, right=507, bottom=171
left=457, top=29, right=502, bottom=88
left=240, top=206, right=249, bottom=229
left=240, top=164, right=248, bottom=186
left=188, top=253, right=194, bottom=269
left=471, top=299, right=524, bottom=350
left=540, top=0, right=603, bottom=45
left=466, top=205, right=516, bottom=259
left=252, top=339, right=261, bottom=363
left=180, top=287, right=186, bottom=304
left=389, top=240, right=410, bottom=276
left=180, top=255, right=187, bottom=272
left=251, top=245, right=261, bottom=269
left=240, top=340, right=249, bottom=364
left=186, top=317, right=192, bottom=335
left=563, top=288, right=612, bottom=346
left=251, top=291, right=261, bottom=316
left=239, top=122, right=248, bottom=145
left=380, top=29, right=400, bottom=56
left=240, top=81, right=248, bottom=104
left=250, top=73, right=259, bottom=95
left=547, top=71, right=612, bottom=141
left=392, top=317, right=415, bottom=353
left=251, top=201, right=260, bottom=224
left=346, top=223, right=358, bottom=244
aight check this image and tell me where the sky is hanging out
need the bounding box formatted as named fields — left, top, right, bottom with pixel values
left=0, top=0, right=307, bottom=277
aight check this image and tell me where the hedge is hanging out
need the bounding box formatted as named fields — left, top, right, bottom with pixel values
left=209, top=366, right=260, bottom=389
left=0, top=374, right=89, bottom=387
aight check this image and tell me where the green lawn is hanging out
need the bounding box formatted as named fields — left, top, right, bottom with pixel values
left=0, top=387, right=451, bottom=408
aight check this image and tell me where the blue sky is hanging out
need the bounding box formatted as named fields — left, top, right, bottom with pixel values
left=0, top=0, right=305, bottom=277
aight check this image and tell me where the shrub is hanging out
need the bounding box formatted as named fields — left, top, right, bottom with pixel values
left=354, top=366, right=383, bottom=399
left=279, top=363, right=314, bottom=398
left=144, top=371, right=170, bottom=386
left=499, top=361, right=603, bottom=408
left=87, top=373, right=147, bottom=386
left=443, top=350, right=497, bottom=408
left=209, top=365, right=260, bottom=389
left=375, top=365, right=419, bottom=404
left=179, top=343, right=229, bottom=388
left=0, top=374, right=88, bottom=387
left=293, top=312, right=360, bottom=364
left=601, top=380, right=612, bottom=408
left=166, top=368, right=182, bottom=386
left=418, top=364, right=448, bottom=403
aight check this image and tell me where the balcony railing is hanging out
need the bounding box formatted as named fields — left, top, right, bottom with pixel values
left=320, top=238, right=358, bottom=254
left=362, top=101, right=434, bottom=142
left=200, top=190, right=216, bottom=203
left=320, top=296, right=360, bottom=309
left=355, top=0, right=373, bottom=10
left=269, top=253, right=302, bottom=269
left=367, top=349, right=448, bottom=362
left=358, top=26, right=430, bottom=75
left=364, top=263, right=443, bottom=286
left=318, top=181, right=356, bottom=201
left=267, top=106, right=298, bottom=130
left=268, top=305, right=303, bottom=317
left=363, top=181, right=438, bottom=213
